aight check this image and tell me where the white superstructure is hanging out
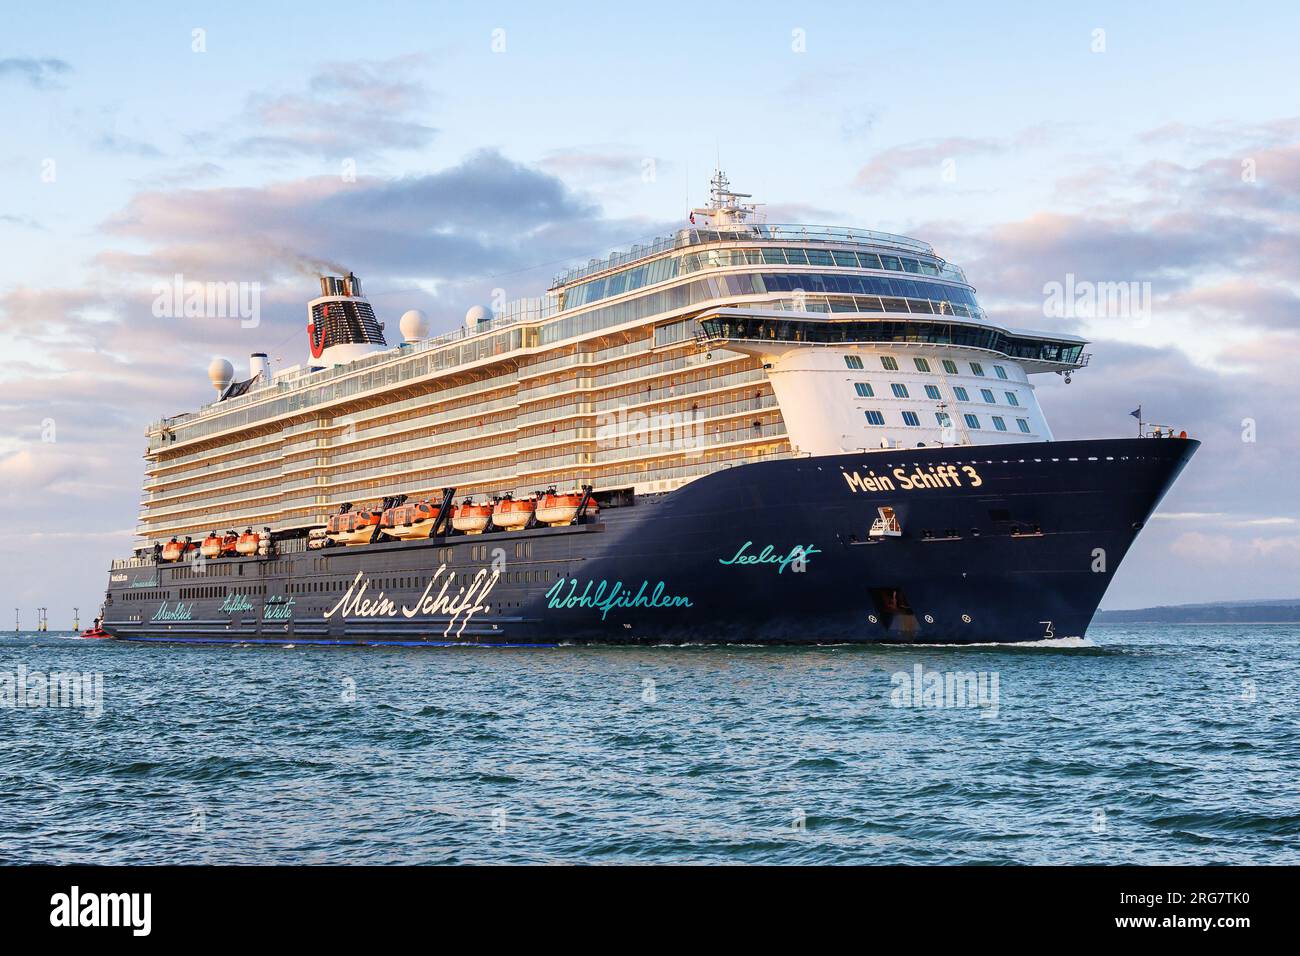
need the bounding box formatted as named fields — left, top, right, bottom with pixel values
left=136, top=172, right=1088, bottom=548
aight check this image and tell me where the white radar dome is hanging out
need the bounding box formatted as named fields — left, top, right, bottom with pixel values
left=399, top=309, right=429, bottom=342
left=208, top=357, right=234, bottom=395
left=464, top=304, right=490, bottom=330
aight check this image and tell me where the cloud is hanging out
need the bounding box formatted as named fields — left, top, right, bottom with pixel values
left=0, top=56, right=71, bottom=89
left=0, top=214, right=43, bottom=230
left=94, top=149, right=668, bottom=322
left=538, top=148, right=651, bottom=179
left=94, top=132, right=164, bottom=158
left=230, top=55, right=437, bottom=159
left=854, top=137, right=1003, bottom=192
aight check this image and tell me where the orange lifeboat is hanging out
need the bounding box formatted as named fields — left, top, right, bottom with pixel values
left=451, top=498, right=492, bottom=535
left=235, top=528, right=261, bottom=555
left=326, top=508, right=382, bottom=546
left=200, top=532, right=223, bottom=559
left=380, top=499, right=443, bottom=540
left=221, top=531, right=240, bottom=555
left=492, top=493, right=535, bottom=531
left=536, top=488, right=597, bottom=527
left=160, top=537, right=185, bottom=562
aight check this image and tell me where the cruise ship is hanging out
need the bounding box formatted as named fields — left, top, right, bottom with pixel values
left=97, top=172, right=1197, bottom=645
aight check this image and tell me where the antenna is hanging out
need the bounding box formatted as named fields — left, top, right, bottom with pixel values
left=691, top=167, right=760, bottom=229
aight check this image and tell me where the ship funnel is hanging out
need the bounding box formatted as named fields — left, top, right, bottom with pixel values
left=249, top=352, right=270, bottom=381
left=307, top=272, right=387, bottom=365
left=319, top=275, right=347, bottom=297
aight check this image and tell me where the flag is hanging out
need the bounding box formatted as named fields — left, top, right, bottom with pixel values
left=689, top=211, right=695, bottom=224
left=1129, top=407, right=1141, bottom=419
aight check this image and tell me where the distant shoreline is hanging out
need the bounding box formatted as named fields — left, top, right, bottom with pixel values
left=1095, top=619, right=1300, bottom=626
left=1096, top=600, right=1300, bottom=625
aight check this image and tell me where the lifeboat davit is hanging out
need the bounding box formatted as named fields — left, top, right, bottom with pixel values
left=451, top=498, right=492, bottom=534
left=235, top=528, right=261, bottom=555
left=536, top=488, right=597, bottom=527
left=326, top=509, right=382, bottom=546
left=380, top=499, right=443, bottom=540
left=492, top=493, right=535, bottom=531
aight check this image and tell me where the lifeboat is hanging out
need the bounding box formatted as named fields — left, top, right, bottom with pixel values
left=492, top=493, right=535, bottom=531
left=221, top=531, right=240, bottom=555
left=326, top=508, right=382, bottom=546
left=200, top=532, right=223, bottom=559
left=80, top=626, right=114, bottom=640
left=307, top=527, right=328, bottom=550
left=160, top=537, right=192, bottom=562
left=380, top=499, right=443, bottom=540
left=451, top=498, right=492, bottom=534
left=235, top=528, right=261, bottom=555
left=536, top=488, right=597, bottom=527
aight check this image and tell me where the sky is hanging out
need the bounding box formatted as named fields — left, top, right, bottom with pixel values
left=2, top=0, right=1299, bottom=626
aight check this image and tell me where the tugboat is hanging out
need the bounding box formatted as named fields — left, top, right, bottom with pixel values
left=80, top=616, right=115, bottom=640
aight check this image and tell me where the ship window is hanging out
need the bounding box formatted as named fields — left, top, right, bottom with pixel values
left=981, top=389, right=996, bottom=403
left=970, top=362, right=985, bottom=376
left=954, top=386, right=970, bottom=402
left=881, top=356, right=899, bottom=371
left=992, top=416, right=1008, bottom=431
left=880, top=255, right=902, bottom=271
left=935, top=412, right=953, bottom=428
left=994, top=365, right=1009, bottom=379
left=925, top=385, right=942, bottom=400
left=857, top=252, right=882, bottom=269
left=854, top=382, right=874, bottom=397
left=1017, top=418, right=1031, bottom=433
left=784, top=248, right=809, bottom=265
left=832, top=251, right=858, bottom=267
left=806, top=250, right=834, bottom=266
left=1005, top=392, right=1020, bottom=406
left=890, top=383, right=909, bottom=398
left=913, top=357, right=931, bottom=372
left=902, top=411, right=921, bottom=426
left=942, top=360, right=958, bottom=374
left=864, top=410, right=886, bottom=425
left=762, top=248, right=787, bottom=264
left=964, top=414, right=981, bottom=429
left=844, top=355, right=864, bottom=370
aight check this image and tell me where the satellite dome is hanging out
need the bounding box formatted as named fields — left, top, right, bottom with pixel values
left=399, top=309, right=428, bottom=342
left=207, top=357, right=234, bottom=395
left=464, top=304, right=490, bottom=330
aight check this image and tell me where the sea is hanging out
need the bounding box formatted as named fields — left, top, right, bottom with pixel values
left=1, top=624, right=1296, bottom=865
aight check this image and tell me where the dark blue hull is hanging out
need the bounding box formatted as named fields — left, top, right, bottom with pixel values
left=101, top=437, right=1197, bottom=646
